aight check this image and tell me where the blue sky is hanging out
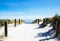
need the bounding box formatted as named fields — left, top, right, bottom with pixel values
left=0, top=0, right=60, bottom=19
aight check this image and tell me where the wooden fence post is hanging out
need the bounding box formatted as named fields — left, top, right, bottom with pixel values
left=14, top=19, right=16, bottom=27
left=19, top=19, right=20, bottom=24
left=4, top=21, right=8, bottom=37
left=55, top=20, right=60, bottom=37
left=37, top=19, right=39, bottom=25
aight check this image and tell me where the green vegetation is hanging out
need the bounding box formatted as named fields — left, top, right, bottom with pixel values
left=32, top=19, right=42, bottom=23
left=8, top=19, right=14, bottom=24
left=0, top=19, right=25, bottom=28
left=42, top=14, right=60, bottom=38
left=0, top=19, right=14, bottom=28
left=17, top=19, right=25, bottom=24
left=42, top=14, right=60, bottom=27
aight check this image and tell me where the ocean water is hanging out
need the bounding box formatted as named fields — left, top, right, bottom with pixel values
left=23, top=19, right=34, bottom=24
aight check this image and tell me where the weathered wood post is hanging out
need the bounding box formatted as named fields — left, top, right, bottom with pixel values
left=37, top=19, right=39, bottom=25
left=19, top=19, right=20, bottom=24
left=43, top=19, right=45, bottom=23
left=4, top=21, right=8, bottom=37
left=43, top=19, right=47, bottom=25
left=55, top=20, right=60, bottom=37
left=0, top=21, right=2, bottom=26
left=14, top=19, right=16, bottom=27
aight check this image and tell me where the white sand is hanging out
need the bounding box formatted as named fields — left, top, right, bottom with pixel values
left=0, top=23, right=56, bottom=41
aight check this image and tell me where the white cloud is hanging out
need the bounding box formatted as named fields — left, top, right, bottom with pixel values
left=0, top=15, right=44, bottom=19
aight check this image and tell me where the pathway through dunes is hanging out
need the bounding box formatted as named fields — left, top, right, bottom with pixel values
left=3, top=24, right=40, bottom=41
left=0, top=23, right=56, bottom=41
